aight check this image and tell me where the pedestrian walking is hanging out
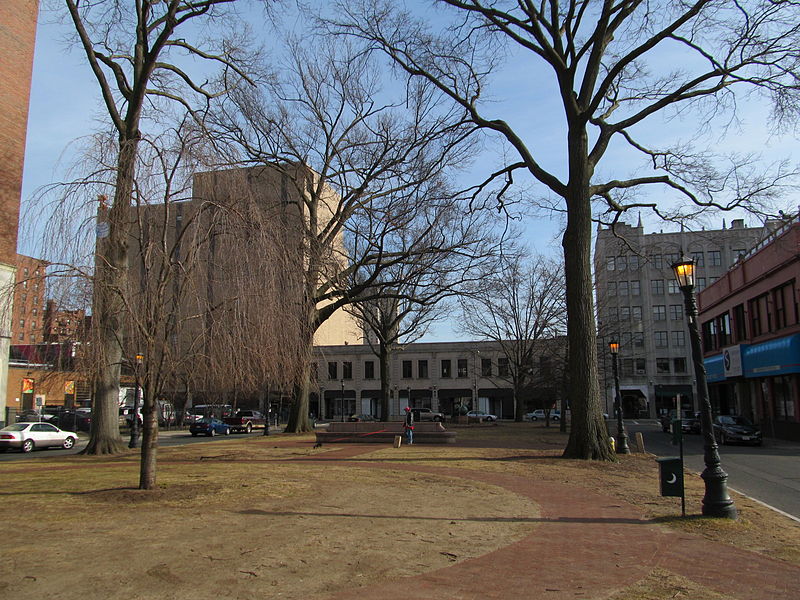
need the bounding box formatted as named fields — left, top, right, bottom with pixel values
left=403, top=406, right=414, bottom=445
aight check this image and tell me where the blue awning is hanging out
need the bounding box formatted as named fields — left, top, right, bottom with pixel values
left=705, top=354, right=726, bottom=383
left=743, top=334, right=800, bottom=377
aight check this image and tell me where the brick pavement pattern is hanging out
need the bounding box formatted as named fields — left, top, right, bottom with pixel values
left=299, top=445, right=800, bottom=600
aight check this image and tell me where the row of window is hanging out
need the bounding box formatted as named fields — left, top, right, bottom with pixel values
left=607, top=250, right=742, bottom=272
left=616, top=330, right=686, bottom=349
left=608, top=305, right=685, bottom=322
left=608, top=277, right=717, bottom=296
left=326, top=356, right=516, bottom=381
left=617, top=357, right=688, bottom=376
left=702, top=280, right=798, bottom=350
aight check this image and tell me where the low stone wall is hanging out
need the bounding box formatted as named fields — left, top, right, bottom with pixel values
left=315, top=421, right=456, bottom=444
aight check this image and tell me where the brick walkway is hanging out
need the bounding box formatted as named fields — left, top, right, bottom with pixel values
left=295, top=444, right=800, bottom=600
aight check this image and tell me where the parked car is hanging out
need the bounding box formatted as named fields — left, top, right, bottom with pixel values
left=348, top=414, right=378, bottom=422
left=52, top=410, right=92, bottom=432
left=223, top=409, right=266, bottom=433
left=410, top=407, right=445, bottom=422
left=527, top=409, right=560, bottom=422
left=659, top=410, right=699, bottom=434
left=189, top=418, right=231, bottom=437
left=467, top=410, right=498, bottom=422
left=0, top=422, right=78, bottom=453
left=713, top=415, right=762, bottom=446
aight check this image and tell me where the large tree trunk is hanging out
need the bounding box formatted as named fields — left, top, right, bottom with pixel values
left=562, top=127, right=614, bottom=460
left=379, top=342, right=391, bottom=421
left=139, top=388, right=159, bottom=489
left=285, top=355, right=313, bottom=433
left=84, top=137, right=139, bottom=455
left=513, top=378, right=523, bottom=422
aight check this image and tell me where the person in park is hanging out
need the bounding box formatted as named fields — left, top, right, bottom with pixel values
left=403, top=407, right=414, bottom=445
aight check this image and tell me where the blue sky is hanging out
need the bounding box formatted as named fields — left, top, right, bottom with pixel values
left=20, top=2, right=800, bottom=340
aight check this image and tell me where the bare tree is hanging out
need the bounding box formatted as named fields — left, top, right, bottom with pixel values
left=209, top=36, right=498, bottom=432
left=459, top=254, right=567, bottom=422
left=327, top=0, right=800, bottom=459
left=63, top=0, right=263, bottom=455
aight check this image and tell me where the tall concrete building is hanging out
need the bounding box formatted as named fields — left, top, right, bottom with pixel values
left=0, top=0, right=39, bottom=425
left=594, top=218, right=766, bottom=418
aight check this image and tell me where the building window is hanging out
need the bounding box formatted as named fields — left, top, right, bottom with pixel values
left=620, top=306, right=630, bottom=320
left=651, top=279, right=664, bottom=295
left=18, top=333, right=23, bottom=341
left=672, top=330, right=685, bottom=347
left=418, top=359, right=429, bottom=379
left=629, top=255, right=640, bottom=269
left=441, top=359, right=451, bottom=378
left=690, top=251, right=705, bottom=267
left=402, top=360, right=412, bottom=378
left=650, top=254, right=663, bottom=269
left=731, top=249, right=746, bottom=265
left=630, top=280, right=641, bottom=296
left=653, top=305, right=666, bottom=321
left=656, top=358, right=671, bottom=374
left=635, top=358, right=647, bottom=374
left=364, top=360, right=375, bottom=380
left=498, top=357, right=510, bottom=377
left=622, top=358, right=634, bottom=376
left=667, top=280, right=680, bottom=294
left=618, top=281, right=629, bottom=296
left=669, top=305, right=683, bottom=321
left=608, top=281, right=616, bottom=296
left=633, top=332, right=644, bottom=348
left=709, top=250, right=721, bottom=266
left=773, top=281, right=796, bottom=330
left=607, top=257, right=616, bottom=271
left=19, top=319, right=24, bottom=328
left=733, top=303, right=747, bottom=341
left=23, top=267, right=29, bottom=277
left=673, top=357, right=687, bottom=373
left=696, top=277, right=706, bottom=291
left=22, top=281, right=27, bottom=289
left=457, top=359, right=468, bottom=378
left=654, top=331, right=668, bottom=348
left=481, top=358, right=492, bottom=377
left=608, top=307, right=619, bottom=322
left=328, top=361, right=338, bottom=380
left=632, top=306, right=642, bottom=320
left=342, top=361, right=353, bottom=380
left=665, top=252, right=680, bottom=265
left=617, top=255, right=627, bottom=270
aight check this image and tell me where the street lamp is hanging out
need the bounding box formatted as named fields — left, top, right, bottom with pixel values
left=671, top=255, right=737, bottom=519
left=129, top=353, right=143, bottom=449
left=608, top=341, right=630, bottom=454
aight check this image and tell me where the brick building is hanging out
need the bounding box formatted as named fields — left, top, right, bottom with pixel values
left=11, top=254, right=47, bottom=344
left=699, top=217, right=800, bottom=442
left=0, top=0, right=39, bottom=425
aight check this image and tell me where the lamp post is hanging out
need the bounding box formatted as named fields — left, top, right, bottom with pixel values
left=340, top=379, right=345, bottom=422
left=608, top=342, right=630, bottom=454
left=671, top=256, right=737, bottom=519
left=128, top=353, right=143, bottom=449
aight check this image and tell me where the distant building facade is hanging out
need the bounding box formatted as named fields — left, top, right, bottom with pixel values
left=594, top=218, right=766, bottom=418
left=11, top=254, right=47, bottom=344
left=312, top=339, right=566, bottom=421
left=699, top=218, right=800, bottom=441
left=0, top=0, right=39, bottom=425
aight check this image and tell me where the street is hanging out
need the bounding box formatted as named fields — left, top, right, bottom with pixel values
left=0, top=428, right=267, bottom=462
left=629, top=419, right=800, bottom=520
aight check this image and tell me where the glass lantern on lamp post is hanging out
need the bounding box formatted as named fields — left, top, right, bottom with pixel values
left=608, top=341, right=630, bottom=454
left=671, top=255, right=737, bottom=518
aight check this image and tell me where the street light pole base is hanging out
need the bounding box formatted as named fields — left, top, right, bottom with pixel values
left=701, top=469, right=737, bottom=519
left=616, top=433, right=631, bottom=454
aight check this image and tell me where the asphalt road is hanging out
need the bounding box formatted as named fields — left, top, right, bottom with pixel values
left=629, top=419, right=800, bottom=520
left=0, top=428, right=269, bottom=462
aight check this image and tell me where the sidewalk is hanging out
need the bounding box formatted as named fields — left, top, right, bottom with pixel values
left=300, top=445, right=800, bottom=600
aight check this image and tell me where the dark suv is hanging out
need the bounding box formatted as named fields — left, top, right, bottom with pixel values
left=410, top=407, right=444, bottom=422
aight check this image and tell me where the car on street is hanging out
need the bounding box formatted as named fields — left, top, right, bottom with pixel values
left=51, top=410, right=92, bottom=432
left=348, top=414, right=379, bottom=422
left=713, top=415, right=762, bottom=446
left=189, top=418, right=231, bottom=437
left=659, top=410, right=700, bottom=434
left=527, top=409, right=560, bottom=422
left=467, top=410, right=497, bottom=422
left=0, top=422, right=79, bottom=453
left=410, top=407, right=445, bottom=422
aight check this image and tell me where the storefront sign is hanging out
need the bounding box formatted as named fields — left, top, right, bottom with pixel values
left=723, top=345, right=743, bottom=378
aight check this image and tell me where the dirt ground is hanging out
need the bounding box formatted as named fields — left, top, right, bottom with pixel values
left=1, top=423, right=798, bottom=599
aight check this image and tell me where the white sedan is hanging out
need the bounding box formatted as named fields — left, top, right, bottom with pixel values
left=467, top=410, right=498, bottom=422
left=0, top=422, right=79, bottom=453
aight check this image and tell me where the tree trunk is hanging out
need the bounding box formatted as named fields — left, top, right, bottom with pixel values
left=379, top=342, right=391, bottom=421
left=513, top=378, right=523, bottom=422
left=285, top=355, right=313, bottom=433
left=84, top=137, right=139, bottom=455
left=139, top=388, right=159, bottom=489
left=562, top=127, right=614, bottom=460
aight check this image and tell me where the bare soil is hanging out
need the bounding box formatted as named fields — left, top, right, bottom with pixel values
left=0, top=422, right=797, bottom=600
